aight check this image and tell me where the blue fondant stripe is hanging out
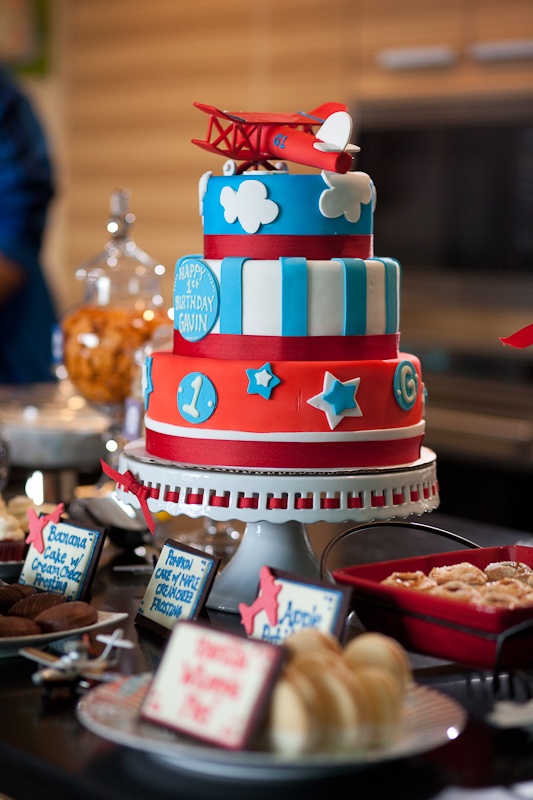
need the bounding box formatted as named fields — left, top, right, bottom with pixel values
left=281, top=257, right=308, bottom=335
left=334, top=258, right=368, bottom=336
left=219, top=257, right=248, bottom=334
left=375, top=257, right=400, bottom=334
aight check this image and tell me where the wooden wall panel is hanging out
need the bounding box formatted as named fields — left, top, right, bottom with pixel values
left=42, top=0, right=533, bottom=313
left=475, top=0, right=533, bottom=40
left=346, top=0, right=533, bottom=101
left=55, top=0, right=350, bottom=310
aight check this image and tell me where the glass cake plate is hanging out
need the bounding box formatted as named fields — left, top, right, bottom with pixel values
left=77, top=673, right=466, bottom=781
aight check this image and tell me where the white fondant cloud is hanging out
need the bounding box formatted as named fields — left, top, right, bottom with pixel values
left=198, top=171, right=212, bottom=218
left=220, top=179, right=279, bottom=234
left=319, top=170, right=374, bottom=223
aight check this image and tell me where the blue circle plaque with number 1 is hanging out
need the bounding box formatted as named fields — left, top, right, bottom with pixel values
left=178, top=372, right=217, bottom=424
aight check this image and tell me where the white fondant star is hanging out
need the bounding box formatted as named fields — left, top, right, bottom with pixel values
left=246, top=362, right=281, bottom=399
left=255, top=369, right=273, bottom=388
left=307, top=371, right=362, bottom=430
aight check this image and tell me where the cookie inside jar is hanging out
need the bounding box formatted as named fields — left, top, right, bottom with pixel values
left=61, top=189, right=169, bottom=413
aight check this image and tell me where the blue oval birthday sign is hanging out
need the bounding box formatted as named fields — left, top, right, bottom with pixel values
left=174, top=257, right=219, bottom=342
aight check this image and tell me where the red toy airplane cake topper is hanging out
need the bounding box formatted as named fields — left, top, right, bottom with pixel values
left=192, top=101, right=359, bottom=173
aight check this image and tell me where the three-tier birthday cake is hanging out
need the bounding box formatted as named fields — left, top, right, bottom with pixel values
left=142, top=102, right=426, bottom=472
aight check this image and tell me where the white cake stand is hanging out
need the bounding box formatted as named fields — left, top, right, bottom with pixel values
left=117, top=442, right=439, bottom=611
left=116, top=441, right=439, bottom=613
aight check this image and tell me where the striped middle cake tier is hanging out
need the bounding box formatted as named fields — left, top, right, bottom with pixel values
left=173, top=256, right=400, bottom=348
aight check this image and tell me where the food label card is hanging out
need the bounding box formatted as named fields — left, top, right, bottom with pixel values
left=19, top=505, right=105, bottom=600
left=135, top=539, right=220, bottom=637
left=141, top=621, right=283, bottom=750
left=239, top=565, right=352, bottom=643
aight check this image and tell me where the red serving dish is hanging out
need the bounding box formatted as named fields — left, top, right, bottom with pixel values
left=333, top=545, right=533, bottom=671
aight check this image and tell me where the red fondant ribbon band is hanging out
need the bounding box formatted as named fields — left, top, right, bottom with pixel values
left=204, top=234, right=373, bottom=260
left=146, top=430, right=424, bottom=470
left=173, top=331, right=400, bottom=361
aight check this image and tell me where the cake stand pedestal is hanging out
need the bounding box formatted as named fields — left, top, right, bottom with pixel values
left=117, top=441, right=439, bottom=613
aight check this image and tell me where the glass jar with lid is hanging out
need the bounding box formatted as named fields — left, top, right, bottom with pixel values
left=62, top=189, right=169, bottom=417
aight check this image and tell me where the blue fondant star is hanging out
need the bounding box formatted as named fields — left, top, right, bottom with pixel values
left=144, top=355, right=154, bottom=409
left=246, top=362, right=281, bottom=400
left=307, top=372, right=362, bottom=430
left=323, top=378, right=359, bottom=415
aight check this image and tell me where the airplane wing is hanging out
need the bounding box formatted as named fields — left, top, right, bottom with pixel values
left=96, top=631, right=134, bottom=649
left=193, top=101, right=348, bottom=126
left=19, top=647, right=59, bottom=667
left=79, top=668, right=124, bottom=683
left=193, top=102, right=246, bottom=122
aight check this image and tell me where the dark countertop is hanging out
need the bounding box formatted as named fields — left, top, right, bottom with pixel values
left=1, top=511, right=533, bottom=800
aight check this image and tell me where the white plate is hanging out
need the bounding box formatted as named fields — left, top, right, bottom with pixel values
left=0, top=610, right=129, bottom=658
left=77, top=674, right=466, bottom=781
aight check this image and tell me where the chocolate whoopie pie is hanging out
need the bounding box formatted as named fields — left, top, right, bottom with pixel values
left=8, top=591, right=67, bottom=619
left=0, top=583, right=38, bottom=614
left=34, top=601, right=98, bottom=633
left=0, top=615, right=41, bottom=637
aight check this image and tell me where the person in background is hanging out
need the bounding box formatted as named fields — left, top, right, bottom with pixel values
left=0, top=66, right=57, bottom=383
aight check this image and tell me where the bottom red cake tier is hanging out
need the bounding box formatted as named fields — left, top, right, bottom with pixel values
left=144, top=350, right=426, bottom=470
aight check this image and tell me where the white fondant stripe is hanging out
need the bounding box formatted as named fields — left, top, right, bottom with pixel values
left=308, top=260, right=343, bottom=336
left=242, top=260, right=281, bottom=335
left=365, top=260, right=386, bottom=335
left=145, top=416, right=425, bottom=443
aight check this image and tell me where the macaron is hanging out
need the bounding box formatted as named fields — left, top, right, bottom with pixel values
left=349, top=663, right=404, bottom=747
left=290, top=650, right=367, bottom=752
left=282, top=628, right=341, bottom=659
left=267, top=665, right=321, bottom=755
left=343, top=632, right=412, bottom=690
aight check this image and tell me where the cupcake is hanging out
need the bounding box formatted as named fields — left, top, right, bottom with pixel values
left=0, top=512, right=26, bottom=561
left=6, top=495, right=57, bottom=534
left=5, top=496, right=32, bottom=531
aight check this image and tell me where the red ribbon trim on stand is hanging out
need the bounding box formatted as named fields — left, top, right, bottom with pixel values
left=203, top=234, right=373, bottom=260
left=173, top=332, right=400, bottom=361
left=100, top=459, right=156, bottom=535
